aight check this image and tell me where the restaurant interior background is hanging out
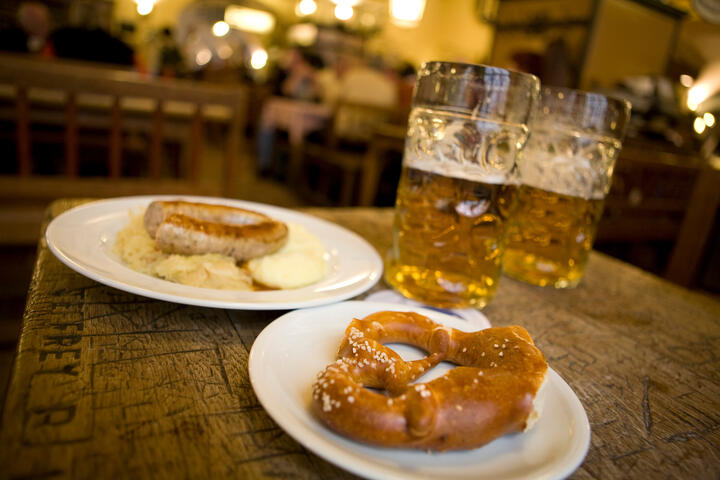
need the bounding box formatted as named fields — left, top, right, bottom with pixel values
left=0, top=0, right=719, bottom=400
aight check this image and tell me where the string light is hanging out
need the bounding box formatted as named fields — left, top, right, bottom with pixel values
left=693, top=117, right=706, bottom=134
left=136, top=0, right=154, bottom=16
left=296, top=0, right=317, bottom=16
left=195, top=48, right=212, bottom=66
left=287, top=23, right=318, bottom=46
left=225, top=6, right=275, bottom=34
left=334, top=4, right=354, bottom=21
left=703, top=112, right=715, bottom=127
left=212, top=21, right=230, bottom=37
left=250, top=49, right=268, bottom=70
left=389, top=0, right=426, bottom=27
left=687, top=84, right=709, bottom=111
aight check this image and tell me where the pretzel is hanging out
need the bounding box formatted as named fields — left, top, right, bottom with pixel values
left=312, top=311, right=548, bottom=451
left=143, top=200, right=288, bottom=261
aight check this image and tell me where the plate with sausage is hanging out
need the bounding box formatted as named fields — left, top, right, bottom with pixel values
left=45, top=195, right=383, bottom=310
left=249, top=301, right=591, bottom=480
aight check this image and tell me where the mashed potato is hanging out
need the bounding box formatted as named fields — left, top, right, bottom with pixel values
left=113, top=210, right=326, bottom=290
left=113, top=211, right=252, bottom=290
left=247, top=222, right=326, bottom=289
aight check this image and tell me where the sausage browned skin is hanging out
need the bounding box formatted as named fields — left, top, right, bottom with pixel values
left=144, top=201, right=273, bottom=237
left=143, top=201, right=288, bottom=261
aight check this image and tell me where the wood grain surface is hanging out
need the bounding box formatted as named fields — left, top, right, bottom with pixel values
left=1, top=199, right=719, bottom=479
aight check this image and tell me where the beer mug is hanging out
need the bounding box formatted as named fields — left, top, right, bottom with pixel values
left=384, top=62, right=539, bottom=308
left=503, top=86, right=631, bottom=288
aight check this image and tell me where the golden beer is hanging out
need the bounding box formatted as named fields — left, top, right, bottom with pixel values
left=384, top=167, right=517, bottom=308
left=503, top=185, right=605, bottom=288
left=501, top=86, right=630, bottom=288
left=384, top=62, right=539, bottom=308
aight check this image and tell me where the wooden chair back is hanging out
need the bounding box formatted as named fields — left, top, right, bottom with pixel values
left=327, top=101, right=394, bottom=147
left=598, top=145, right=701, bottom=243
left=664, top=157, right=720, bottom=286
left=295, top=101, right=399, bottom=206
left=595, top=141, right=718, bottom=287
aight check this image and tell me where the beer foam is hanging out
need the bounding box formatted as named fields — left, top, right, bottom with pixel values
left=404, top=156, right=508, bottom=185
left=403, top=108, right=527, bottom=185
left=520, top=129, right=620, bottom=200
left=521, top=158, right=604, bottom=200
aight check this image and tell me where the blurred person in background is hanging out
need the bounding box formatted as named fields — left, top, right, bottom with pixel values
left=156, top=27, right=185, bottom=78
left=0, top=0, right=136, bottom=68
left=395, top=62, right=416, bottom=118
left=279, top=48, right=325, bottom=101
left=336, top=57, right=397, bottom=109
left=0, top=2, right=53, bottom=55
left=48, top=0, right=135, bottom=67
left=315, top=55, right=349, bottom=106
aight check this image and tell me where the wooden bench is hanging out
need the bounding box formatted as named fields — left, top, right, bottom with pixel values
left=0, top=53, right=248, bottom=244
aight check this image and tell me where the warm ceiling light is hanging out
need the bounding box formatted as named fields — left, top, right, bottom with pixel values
left=390, top=0, right=426, bottom=27
left=296, top=0, right=317, bottom=16
left=250, top=49, right=268, bottom=70
left=334, top=4, right=354, bottom=21
left=679, top=74, right=693, bottom=88
left=694, top=117, right=706, bottom=134
left=704, top=112, right=716, bottom=127
left=225, top=6, right=275, bottom=34
left=287, top=23, right=318, bottom=46
left=212, top=21, right=230, bottom=37
left=136, top=0, right=154, bottom=16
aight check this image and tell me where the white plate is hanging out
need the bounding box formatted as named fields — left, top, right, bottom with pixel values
left=45, top=196, right=382, bottom=310
left=250, top=301, right=591, bottom=480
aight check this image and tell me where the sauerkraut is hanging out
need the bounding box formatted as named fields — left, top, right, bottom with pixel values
left=113, top=211, right=252, bottom=290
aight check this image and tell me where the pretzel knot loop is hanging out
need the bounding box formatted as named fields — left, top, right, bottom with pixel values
left=312, top=311, right=548, bottom=451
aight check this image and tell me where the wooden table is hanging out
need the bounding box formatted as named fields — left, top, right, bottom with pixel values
left=1, top=199, right=719, bottom=479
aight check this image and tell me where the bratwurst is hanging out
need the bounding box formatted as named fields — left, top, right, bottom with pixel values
left=143, top=200, right=288, bottom=261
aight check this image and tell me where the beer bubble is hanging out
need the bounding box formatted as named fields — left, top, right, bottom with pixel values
left=455, top=199, right=490, bottom=217
left=472, top=213, right=499, bottom=228
left=437, top=277, right=465, bottom=293
left=486, top=133, right=516, bottom=172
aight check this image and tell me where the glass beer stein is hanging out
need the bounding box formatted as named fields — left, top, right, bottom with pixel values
left=384, top=62, right=539, bottom=309
left=503, top=86, right=631, bottom=288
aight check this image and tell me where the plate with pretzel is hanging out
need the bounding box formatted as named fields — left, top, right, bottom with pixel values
left=250, top=301, right=590, bottom=480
